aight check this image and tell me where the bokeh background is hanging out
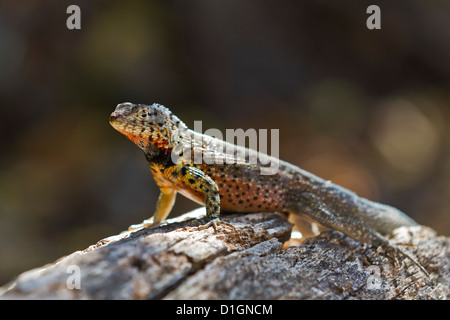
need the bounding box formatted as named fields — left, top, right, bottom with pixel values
left=0, top=0, right=449, bottom=285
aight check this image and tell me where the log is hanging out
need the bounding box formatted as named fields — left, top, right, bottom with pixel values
left=0, top=208, right=448, bottom=300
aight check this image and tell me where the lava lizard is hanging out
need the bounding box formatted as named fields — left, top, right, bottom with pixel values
left=109, top=102, right=428, bottom=275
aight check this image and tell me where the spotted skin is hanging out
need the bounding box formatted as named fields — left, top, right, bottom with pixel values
left=110, top=102, right=428, bottom=275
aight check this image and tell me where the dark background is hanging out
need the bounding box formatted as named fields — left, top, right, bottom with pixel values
left=0, top=0, right=449, bottom=285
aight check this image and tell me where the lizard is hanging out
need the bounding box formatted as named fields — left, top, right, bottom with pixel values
left=109, top=102, right=429, bottom=276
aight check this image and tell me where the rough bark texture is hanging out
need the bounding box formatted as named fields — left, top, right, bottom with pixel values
left=0, top=208, right=448, bottom=300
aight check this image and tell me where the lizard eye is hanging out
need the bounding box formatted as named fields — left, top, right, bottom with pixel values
left=139, top=111, right=149, bottom=119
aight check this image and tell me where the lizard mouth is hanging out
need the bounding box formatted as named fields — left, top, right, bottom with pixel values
left=109, top=110, right=128, bottom=124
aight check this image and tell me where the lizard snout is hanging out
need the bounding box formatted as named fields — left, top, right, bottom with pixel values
left=115, top=102, right=136, bottom=113
left=109, top=111, right=126, bottom=126
left=109, top=112, right=119, bottom=122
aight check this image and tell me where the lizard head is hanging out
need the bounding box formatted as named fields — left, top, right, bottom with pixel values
left=109, top=102, right=187, bottom=152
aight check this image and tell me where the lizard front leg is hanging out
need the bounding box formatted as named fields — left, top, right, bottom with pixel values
left=128, top=164, right=229, bottom=231
left=128, top=187, right=176, bottom=231
left=153, top=188, right=177, bottom=224
left=288, top=191, right=429, bottom=276
left=174, top=164, right=235, bottom=231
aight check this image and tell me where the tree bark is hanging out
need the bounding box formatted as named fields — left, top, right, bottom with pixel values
left=0, top=208, right=448, bottom=299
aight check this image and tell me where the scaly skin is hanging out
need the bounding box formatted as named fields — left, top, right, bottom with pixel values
left=109, top=102, right=428, bottom=275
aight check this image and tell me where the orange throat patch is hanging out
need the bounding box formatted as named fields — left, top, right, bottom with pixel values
left=120, top=128, right=171, bottom=151
left=111, top=118, right=172, bottom=151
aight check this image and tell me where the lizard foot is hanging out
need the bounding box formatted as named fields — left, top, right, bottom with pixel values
left=197, top=218, right=237, bottom=233
left=383, top=242, right=430, bottom=278
left=128, top=218, right=156, bottom=231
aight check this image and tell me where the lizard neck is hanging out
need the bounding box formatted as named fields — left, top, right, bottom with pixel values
left=144, top=143, right=174, bottom=169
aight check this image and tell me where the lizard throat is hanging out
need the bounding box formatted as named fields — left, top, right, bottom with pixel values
left=114, top=124, right=171, bottom=152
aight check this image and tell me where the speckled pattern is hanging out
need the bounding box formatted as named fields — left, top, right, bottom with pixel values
left=110, top=102, right=428, bottom=275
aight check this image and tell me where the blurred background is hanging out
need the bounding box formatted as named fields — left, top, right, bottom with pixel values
left=0, top=0, right=449, bottom=285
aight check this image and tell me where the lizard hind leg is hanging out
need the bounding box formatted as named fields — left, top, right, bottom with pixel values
left=382, top=241, right=430, bottom=277
left=287, top=191, right=429, bottom=276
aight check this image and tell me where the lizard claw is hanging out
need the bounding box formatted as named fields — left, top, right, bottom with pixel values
left=197, top=218, right=237, bottom=233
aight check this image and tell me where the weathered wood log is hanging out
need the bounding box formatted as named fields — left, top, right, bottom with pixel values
left=0, top=208, right=448, bottom=299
